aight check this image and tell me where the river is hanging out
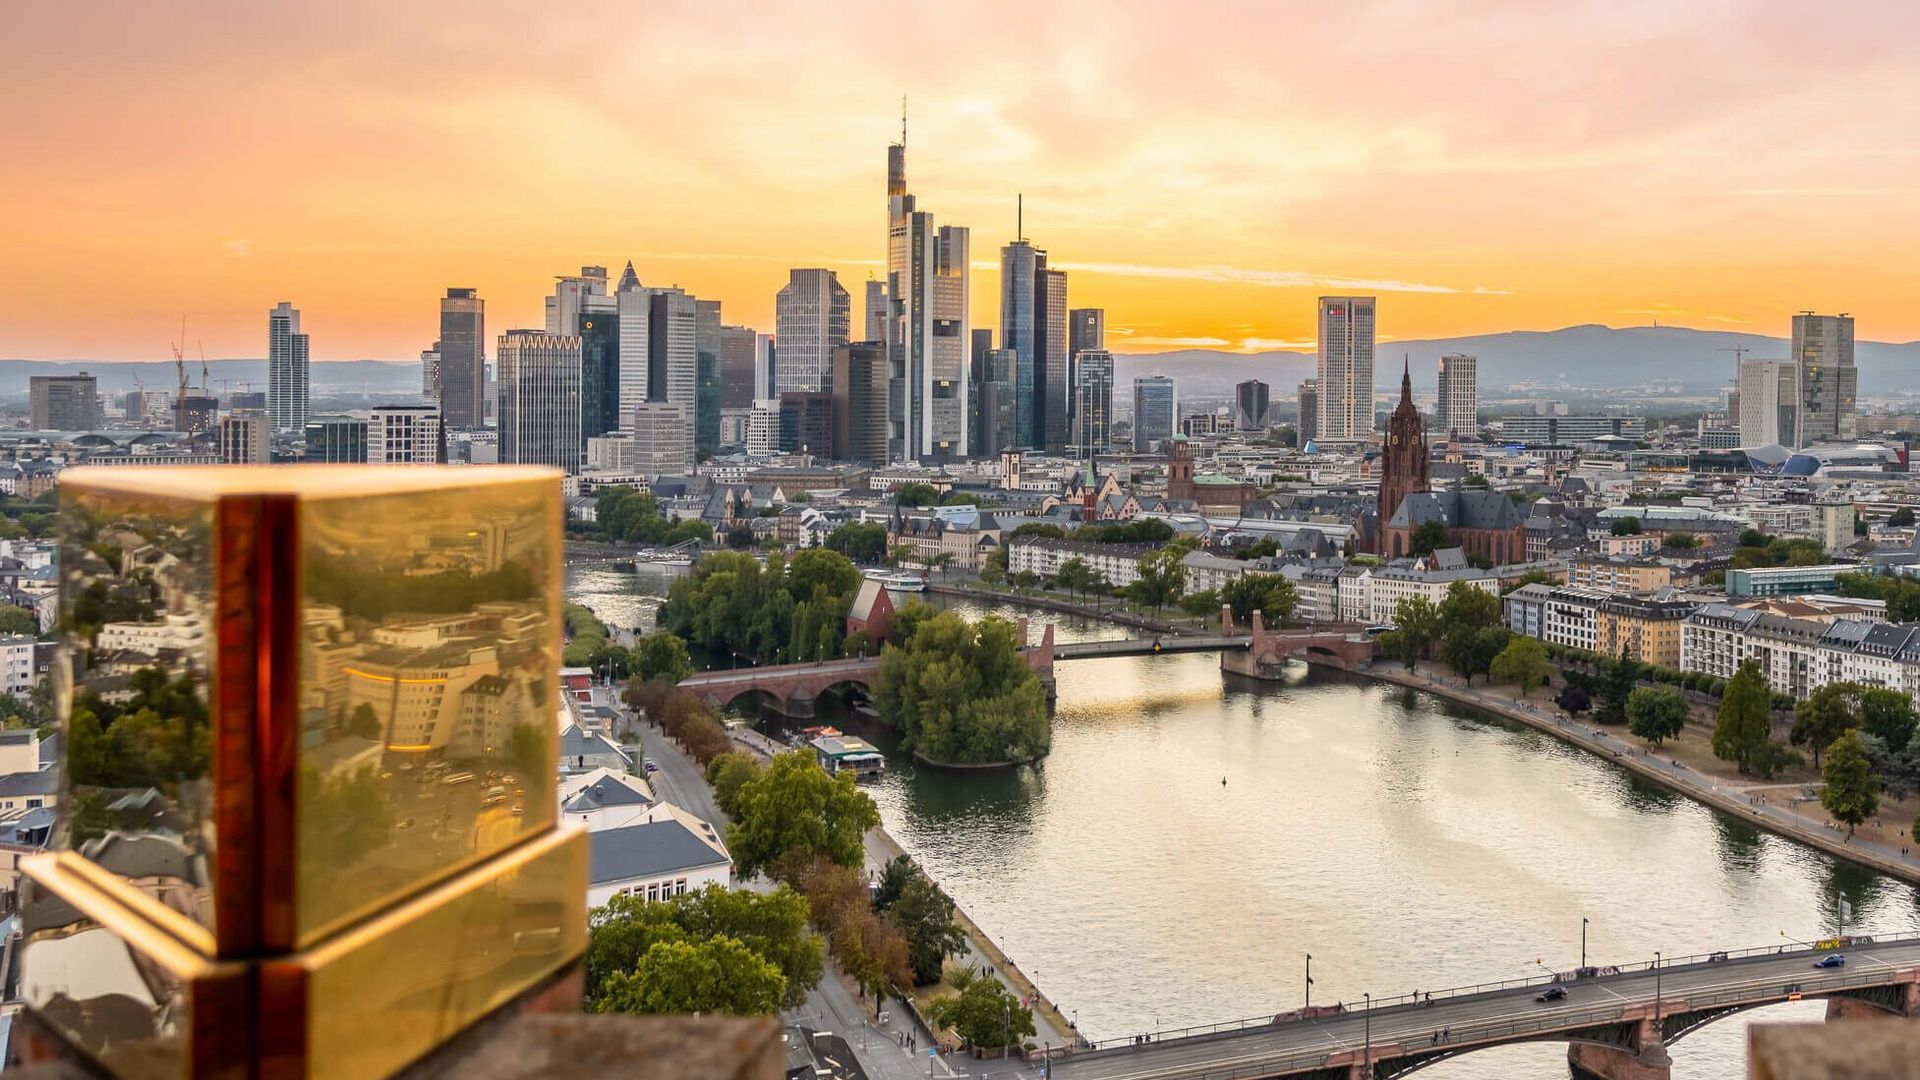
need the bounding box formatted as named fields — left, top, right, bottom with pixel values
left=570, top=568, right=1920, bottom=1078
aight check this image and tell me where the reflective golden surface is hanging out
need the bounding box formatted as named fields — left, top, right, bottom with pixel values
left=270, top=825, right=587, bottom=1080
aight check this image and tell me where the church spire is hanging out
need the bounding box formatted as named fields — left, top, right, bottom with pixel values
left=1401, top=355, right=1412, bottom=403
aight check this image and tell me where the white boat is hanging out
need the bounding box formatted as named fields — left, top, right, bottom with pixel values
left=864, top=570, right=927, bottom=592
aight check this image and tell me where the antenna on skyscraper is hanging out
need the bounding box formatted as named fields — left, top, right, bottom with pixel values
left=1017, top=193, right=1023, bottom=242
left=901, top=95, right=907, bottom=146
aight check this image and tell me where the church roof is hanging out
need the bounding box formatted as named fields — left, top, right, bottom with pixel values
left=1388, top=490, right=1522, bottom=532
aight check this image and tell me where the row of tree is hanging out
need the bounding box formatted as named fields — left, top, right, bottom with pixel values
left=591, top=487, right=713, bottom=547
left=625, top=681, right=733, bottom=765
left=872, top=605, right=1051, bottom=765
left=660, top=549, right=870, bottom=666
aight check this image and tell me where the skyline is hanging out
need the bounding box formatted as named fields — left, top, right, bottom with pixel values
left=8, top=2, right=1920, bottom=361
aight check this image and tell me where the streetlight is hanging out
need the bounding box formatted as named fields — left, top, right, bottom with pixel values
left=1305, top=953, right=1313, bottom=1010
left=1653, top=951, right=1662, bottom=1027
left=1362, top=992, right=1371, bottom=1079
left=1581, top=917, right=1590, bottom=969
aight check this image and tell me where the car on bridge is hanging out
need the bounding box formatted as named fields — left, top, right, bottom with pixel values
left=1535, top=986, right=1567, bottom=1003
left=1813, top=953, right=1846, bottom=968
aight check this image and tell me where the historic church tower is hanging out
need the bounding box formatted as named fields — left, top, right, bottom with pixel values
left=1377, top=359, right=1430, bottom=537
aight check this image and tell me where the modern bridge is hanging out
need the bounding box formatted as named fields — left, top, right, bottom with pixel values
left=1043, top=936, right=1920, bottom=1080
left=675, top=613, right=1373, bottom=717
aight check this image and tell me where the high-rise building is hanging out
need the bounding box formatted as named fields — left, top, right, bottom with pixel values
left=1434, top=353, right=1478, bottom=440
left=639, top=287, right=699, bottom=460
left=367, top=405, right=445, bottom=464
left=756, top=333, right=777, bottom=401
left=1132, top=376, right=1176, bottom=452
left=438, top=288, right=486, bottom=429
left=615, top=263, right=650, bottom=430
left=1001, top=241, right=1074, bottom=452
left=1071, top=350, right=1114, bottom=457
left=1069, top=308, right=1105, bottom=361
left=29, top=373, right=98, bottom=430
left=1040, top=266, right=1068, bottom=453
left=864, top=279, right=888, bottom=344
left=775, top=269, right=851, bottom=394
left=420, top=348, right=441, bottom=403
left=305, top=416, right=368, bottom=463
left=1315, top=296, right=1375, bottom=441
left=218, top=409, right=271, bottom=464
left=886, top=138, right=970, bottom=462
left=545, top=266, right=608, bottom=335
left=969, top=328, right=995, bottom=458
left=497, top=329, right=582, bottom=473
left=831, top=342, right=888, bottom=464
left=747, top=399, right=783, bottom=457
left=979, top=348, right=1018, bottom=458
left=719, top=325, right=759, bottom=408
left=1738, top=359, right=1799, bottom=447
left=578, top=307, right=621, bottom=446
left=630, top=403, right=690, bottom=474
left=1234, top=379, right=1271, bottom=431
left=778, top=392, right=834, bottom=456
left=1296, top=379, right=1319, bottom=445
left=694, top=299, right=722, bottom=454
left=267, top=302, right=311, bottom=433
left=1792, top=313, right=1856, bottom=446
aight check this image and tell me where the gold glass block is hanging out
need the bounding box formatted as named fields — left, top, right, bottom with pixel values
left=15, top=852, right=251, bottom=1080
left=53, top=466, right=563, bottom=953
left=257, top=825, right=588, bottom=1079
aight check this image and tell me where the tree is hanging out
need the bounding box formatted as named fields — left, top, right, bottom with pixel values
left=1554, top=684, right=1592, bottom=718
left=1384, top=596, right=1442, bottom=668
left=1179, top=588, right=1222, bottom=618
left=1713, top=663, right=1774, bottom=773
left=1441, top=625, right=1510, bottom=684
left=1438, top=581, right=1501, bottom=631
left=1791, top=683, right=1860, bottom=768
left=928, top=977, right=1036, bottom=1052
left=871, top=854, right=919, bottom=911
left=1053, top=557, right=1096, bottom=604
left=1409, top=519, right=1453, bottom=556
left=705, top=752, right=761, bottom=818
left=1501, top=569, right=1556, bottom=595
left=345, top=702, right=382, bottom=741
left=872, top=610, right=1050, bottom=764
left=940, top=492, right=982, bottom=507
left=888, top=875, right=968, bottom=986
left=1611, top=516, right=1643, bottom=536
left=727, top=751, right=880, bottom=878
left=596, top=936, right=787, bottom=1016
left=0, top=607, right=37, bottom=636
left=1489, top=637, right=1554, bottom=694
left=1859, top=688, right=1918, bottom=753
left=894, top=482, right=939, bottom=508
left=1626, top=685, right=1688, bottom=747
left=1127, top=546, right=1189, bottom=614
left=1892, top=508, right=1916, bottom=528
left=1820, top=730, right=1881, bottom=831
left=1220, top=573, right=1298, bottom=627
left=1662, top=531, right=1699, bottom=550
left=629, top=632, right=693, bottom=685
left=1594, top=648, right=1640, bottom=725
left=826, top=522, right=889, bottom=565
left=586, top=885, right=823, bottom=1008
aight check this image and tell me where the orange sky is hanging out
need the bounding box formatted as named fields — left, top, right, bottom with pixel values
left=7, top=1, right=1920, bottom=361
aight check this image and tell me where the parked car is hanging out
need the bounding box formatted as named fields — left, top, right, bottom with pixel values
left=1536, top=986, right=1567, bottom=1003
left=1813, top=954, right=1846, bottom=969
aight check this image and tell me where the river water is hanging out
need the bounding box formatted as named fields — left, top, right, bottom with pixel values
left=570, top=568, right=1920, bottom=1078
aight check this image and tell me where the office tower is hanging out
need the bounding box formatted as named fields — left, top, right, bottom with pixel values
left=230, top=391, right=267, bottom=411
left=496, top=330, right=582, bottom=473
left=29, top=373, right=98, bottom=430
left=1000, top=240, right=1070, bottom=452
left=544, top=266, right=608, bottom=335
left=1434, top=353, right=1478, bottom=440
left=218, top=409, right=271, bottom=464
left=719, top=325, right=759, bottom=407
left=438, top=288, right=486, bottom=428
left=1738, top=360, right=1799, bottom=446
left=578, top=307, right=621, bottom=446
left=630, top=403, right=690, bottom=474
left=615, top=263, right=650, bottom=429
left=420, top=348, right=441, bottom=403
left=1040, top=266, right=1068, bottom=453
left=747, top=399, right=782, bottom=457
left=831, top=342, right=888, bottom=463
left=1235, top=379, right=1271, bottom=431
left=885, top=136, right=970, bottom=462
left=267, top=302, right=311, bottom=433
left=1133, top=376, right=1176, bottom=452
left=367, top=405, right=445, bottom=464
left=778, top=392, right=834, bottom=455
left=1069, top=308, right=1105, bottom=361
left=775, top=269, right=851, bottom=394
left=1296, top=379, right=1319, bottom=444
left=980, top=348, right=1018, bottom=457
left=970, top=328, right=994, bottom=458
left=305, top=416, right=368, bottom=462
left=756, top=332, right=777, bottom=401
left=1315, top=296, right=1375, bottom=441
left=639, top=287, right=699, bottom=461
left=1792, top=312, right=1856, bottom=445
left=864, top=279, right=888, bottom=343
left=694, top=299, right=722, bottom=454
left=1071, top=350, right=1114, bottom=457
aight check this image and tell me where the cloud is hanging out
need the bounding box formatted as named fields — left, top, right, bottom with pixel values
left=222, top=238, right=251, bottom=257
left=1124, top=336, right=1231, bottom=347
left=1054, top=260, right=1495, bottom=295
left=1237, top=337, right=1316, bottom=350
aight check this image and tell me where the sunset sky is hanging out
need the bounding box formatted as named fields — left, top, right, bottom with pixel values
left=7, top=1, right=1920, bottom=362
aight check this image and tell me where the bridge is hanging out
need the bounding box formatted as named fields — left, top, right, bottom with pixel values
left=674, top=611, right=1374, bottom=717
left=1042, top=936, right=1920, bottom=1080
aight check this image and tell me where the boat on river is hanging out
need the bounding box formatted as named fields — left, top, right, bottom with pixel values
left=863, top=569, right=927, bottom=592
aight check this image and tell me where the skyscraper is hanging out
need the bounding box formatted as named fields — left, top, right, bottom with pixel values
left=969, top=328, right=994, bottom=458
left=1071, top=349, right=1114, bottom=457
left=778, top=392, right=834, bottom=455
left=1234, top=379, right=1270, bottom=431
left=1069, top=308, right=1105, bottom=361
left=1000, top=240, right=1040, bottom=448
left=1132, top=376, right=1176, bottom=452
left=775, top=269, right=851, bottom=394
left=630, top=403, right=690, bottom=474
left=497, top=329, right=582, bottom=473
left=420, top=348, right=441, bottom=403
left=1040, top=265, right=1068, bottom=453
left=695, top=298, right=723, bottom=454
left=29, top=373, right=98, bottom=430
left=615, top=262, right=650, bottom=429
left=1738, top=359, right=1799, bottom=447
left=367, top=405, right=445, bottom=464
left=864, top=279, right=888, bottom=344
left=645, top=287, right=698, bottom=461
left=545, top=266, right=608, bottom=335
left=577, top=307, right=621, bottom=445
left=718, top=325, right=759, bottom=407
left=831, top=342, right=888, bottom=464
left=438, top=288, right=486, bottom=429
left=1434, top=353, right=1478, bottom=440
left=980, top=348, right=1018, bottom=457
left=1296, top=379, right=1319, bottom=444
left=1316, top=296, right=1375, bottom=441
left=1792, top=312, right=1856, bottom=446
left=267, top=301, right=311, bottom=433
left=886, top=135, right=969, bottom=462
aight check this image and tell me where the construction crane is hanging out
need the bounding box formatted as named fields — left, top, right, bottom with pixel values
left=1720, top=343, right=1751, bottom=369
left=170, top=317, right=190, bottom=404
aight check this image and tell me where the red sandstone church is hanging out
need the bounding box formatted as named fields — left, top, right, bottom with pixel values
left=1372, top=362, right=1526, bottom=563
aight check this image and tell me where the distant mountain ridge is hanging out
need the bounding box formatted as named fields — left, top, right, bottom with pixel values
left=7, top=324, right=1920, bottom=399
